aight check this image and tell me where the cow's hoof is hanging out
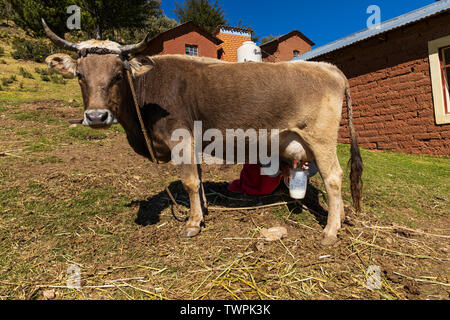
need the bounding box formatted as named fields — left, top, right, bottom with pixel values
left=183, top=227, right=201, bottom=238
left=321, top=234, right=339, bottom=247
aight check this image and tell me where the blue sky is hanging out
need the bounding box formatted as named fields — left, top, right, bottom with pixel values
left=161, top=0, right=436, bottom=46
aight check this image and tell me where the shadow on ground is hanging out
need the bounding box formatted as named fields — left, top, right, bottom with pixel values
left=133, top=180, right=329, bottom=228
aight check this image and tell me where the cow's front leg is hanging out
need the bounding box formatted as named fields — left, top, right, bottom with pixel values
left=179, top=164, right=204, bottom=238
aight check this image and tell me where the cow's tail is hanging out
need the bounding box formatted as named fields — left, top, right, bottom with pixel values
left=345, top=86, right=363, bottom=212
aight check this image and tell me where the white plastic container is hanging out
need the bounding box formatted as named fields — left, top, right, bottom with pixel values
left=237, top=41, right=262, bottom=63
left=289, top=168, right=308, bottom=199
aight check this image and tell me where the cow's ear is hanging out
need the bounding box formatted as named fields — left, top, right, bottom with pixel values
left=129, top=56, right=155, bottom=76
left=45, top=54, right=77, bottom=79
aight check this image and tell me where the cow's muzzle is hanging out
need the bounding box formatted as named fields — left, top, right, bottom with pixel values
left=83, top=109, right=116, bottom=128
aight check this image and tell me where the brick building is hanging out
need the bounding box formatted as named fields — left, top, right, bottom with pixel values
left=214, top=26, right=253, bottom=62
left=295, top=1, right=450, bottom=156
left=141, top=21, right=223, bottom=58
left=260, top=30, right=315, bottom=62
left=142, top=22, right=255, bottom=62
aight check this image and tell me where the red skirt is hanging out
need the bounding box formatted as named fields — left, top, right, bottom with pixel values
left=228, top=164, right=282, bottom=196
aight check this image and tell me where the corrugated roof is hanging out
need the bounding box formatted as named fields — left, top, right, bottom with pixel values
left=294, top=0, right=450, bottom=61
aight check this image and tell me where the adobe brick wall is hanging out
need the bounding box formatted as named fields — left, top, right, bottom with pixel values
left=314, top=12, right=450, bottom=156
left=262, top=36, right=313, bottom=62
left=216, top=32, right=251, bottom=62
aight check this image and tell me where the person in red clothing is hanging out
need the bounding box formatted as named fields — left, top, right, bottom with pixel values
left=228, top=160, right=318, bottom=196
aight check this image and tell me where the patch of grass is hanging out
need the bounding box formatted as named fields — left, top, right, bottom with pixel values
left=19, top=67, right=34, bottom=79
left=109, top=124, right=125, bottom=134
left=70, top=187, right=130, bottom=216
left=27, top=180, right=46, bottom=196
left=0, top=43, right=81, bottom=106
left=39, top=155, right=62, bottom=164
left=15, top=129, right=30, bottom=136
left=12, top=110, right=60, bottom=124
left=0, top=186, right=20, bottom=209
left=1, top=185, right=130, bottom=232
left=49, top=74, right=67, bottom=85
left=35, top=67, right=56, bottom=76
left=68, top=126, right=108, bottom=141
left=37, top=68, right=65, bottom=83
left=15, top=128, right=42, bottom=137
left=24, top=141, right=54, bottom=153
left=12, top=112, right=37, bottom=121
left=336, top=145, right=449, bottom=224
left=40, top=74, right=50, bottom=82
left=1, top=75, right=15, bottom=86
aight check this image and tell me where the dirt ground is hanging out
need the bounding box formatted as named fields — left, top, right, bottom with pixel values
left=0, top=100, right=449, bottom=300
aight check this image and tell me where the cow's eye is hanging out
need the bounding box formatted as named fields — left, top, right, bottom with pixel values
left=76, top=72, right=84, bottom=81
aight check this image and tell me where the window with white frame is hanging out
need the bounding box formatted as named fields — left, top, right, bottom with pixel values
left=428, top=36, right=450, bottom=124
left=185, top=44, right=198, bottom=56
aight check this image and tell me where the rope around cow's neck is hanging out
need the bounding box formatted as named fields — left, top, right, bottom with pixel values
left=125, top=69, right=189, bottom=223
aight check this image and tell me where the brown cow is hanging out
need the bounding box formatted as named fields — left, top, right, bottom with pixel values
left=42, top=20, right=362, bottom=246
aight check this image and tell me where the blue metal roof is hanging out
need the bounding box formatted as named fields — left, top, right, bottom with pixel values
left=294, top=0, right=450, bottom=61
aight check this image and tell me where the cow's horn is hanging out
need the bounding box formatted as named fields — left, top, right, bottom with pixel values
left=41, top=18, right=79, bottom=51
left=120, top=33, right=150, bottom=55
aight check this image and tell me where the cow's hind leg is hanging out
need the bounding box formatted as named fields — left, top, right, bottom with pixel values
left=179, top=164, right=204, bottom=238
left=311, top=145, right=344, bottom=246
